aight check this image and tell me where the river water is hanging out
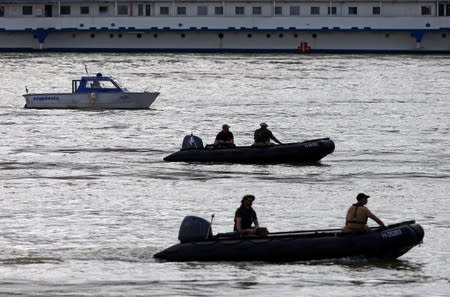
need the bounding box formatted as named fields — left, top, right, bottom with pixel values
left=0, top=53, right=449, bottom=296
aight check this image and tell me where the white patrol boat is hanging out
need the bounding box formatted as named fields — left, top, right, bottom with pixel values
left=23, top=72, right=159, bottom=109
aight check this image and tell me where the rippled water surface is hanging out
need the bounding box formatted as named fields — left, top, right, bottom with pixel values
left=0, top=53, right=449, bottom=296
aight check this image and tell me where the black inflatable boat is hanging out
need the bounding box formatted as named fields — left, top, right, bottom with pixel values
left=154, top=216, right=424, bottom=262
left=163, top=135, right=335, bottom=163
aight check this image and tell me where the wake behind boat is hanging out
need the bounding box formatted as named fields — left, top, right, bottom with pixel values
left=154, top=216, right=424, bottom=262
left=23, top=72, right=159, bottom=109
left=163, top=134, right=335, bottom=163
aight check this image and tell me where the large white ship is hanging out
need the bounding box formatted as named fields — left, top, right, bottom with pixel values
left=0, top=0, right=449, bottom=53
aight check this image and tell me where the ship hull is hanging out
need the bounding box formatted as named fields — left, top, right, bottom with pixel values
left=1, top=16, right=450, bottom=53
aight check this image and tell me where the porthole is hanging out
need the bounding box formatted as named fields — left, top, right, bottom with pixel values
left=111, top=23, right=115, bottom=27
left=279, top=33, right=283, bottom=38
left=90, top=33, right=95, bottom=38
left=312, top=33, right=317, bottom=38
left=137, top=33, right=142, bottom=38
left=154, top=33, right=158, bottom=38
left=109, top=33, right=114, bottom=38
left=80, top=24, right=84, bottom=27
left=72, top=33, right=76, bottom=38
left=248, top=33, right=252, bottom=38
left=442, top=33, right=447, bottom=38
left=181, top=33, right=186, bottom=38
left=266, top=33, right=271, bottom=38
left=118, top=34, right=123, bottom=38
left=294, top=33, right=298, bottom=38
left=218, top=33, right=224, bottom=39
left=385, top=33, right=390, bottom=38
left=425, top=23, right=430, bottom=27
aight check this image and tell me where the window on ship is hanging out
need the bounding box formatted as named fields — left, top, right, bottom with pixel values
left=0, top=6, right=4, bottom=17
left=348, top=7, right=358, bottom=15
left=60, top=6, right=71, bottom=15
left=45, top=5, right=52, bottom=17
left=80, top=6, right=89, bottom=15
left=438, top=3, right=450, bottom=16
left=372, top=6, right=380, bottom=15
left=274, top=6, right=282, bottom=16
left=99, top=6, right=108, bottom=14
left=421, top=6, right=432, bottom=15
left=139, top=4, right=151, bottom=16
left=22, top=6, right=33, bottom=15
left=252, top=7, right=262, bottom=15
left=311, top=7, right=320, bottom=15
left=328, top=6, right=336, bottom=15
left=235, top=6, right=245, bottom=15
left=215, top=6, right=223, bottom=15
left=289, top=6, right=300, bottom=16
left=118, top=5, right=128, bottom=15
left=177, top=7, right=186, bottom=15
left=198, top=6, right=208, bottom=16
left=160, top=6, right=169, bottom=15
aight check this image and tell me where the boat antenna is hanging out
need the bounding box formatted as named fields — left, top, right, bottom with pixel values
left=206, top=213, right=215, bottom=239
left=84, top=64, right=89, bottom=76
left=25, top=86, right=29, bottom=94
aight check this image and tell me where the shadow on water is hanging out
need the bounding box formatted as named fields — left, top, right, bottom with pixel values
left=164, top=160, right=328, bottom=166
left=174, top=257, right=424, bottom=272
left=330, top=257, right=425, bottom=271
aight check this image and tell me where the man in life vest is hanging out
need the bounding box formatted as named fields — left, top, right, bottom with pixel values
left=343, top=193, right=386, bottom=233
left=253, top=122, right=282, bottom=146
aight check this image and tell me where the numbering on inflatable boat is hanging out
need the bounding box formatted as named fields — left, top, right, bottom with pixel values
left=381, top=229, right=402, bottom=238
left=304, top=142, right=318, bottom=148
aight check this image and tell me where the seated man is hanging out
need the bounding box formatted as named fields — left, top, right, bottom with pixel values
left=214, top=124, right=235, bottom=147
left=91, top=73, right=103, bottom=88
left=253, top=122, right=282, bottom=146
left=342, top=193, right=386, bottom=233
left=234, top=194, right=260, bottom=235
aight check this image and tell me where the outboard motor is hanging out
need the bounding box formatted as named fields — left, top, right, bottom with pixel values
left=178, top=216, right=212, bottom=243
left=181, top=134, right=204, bottom=150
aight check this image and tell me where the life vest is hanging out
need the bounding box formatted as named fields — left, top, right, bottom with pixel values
left=254, top=128, right=272, bottom=144
left=344, top=203, right=369, bottom=231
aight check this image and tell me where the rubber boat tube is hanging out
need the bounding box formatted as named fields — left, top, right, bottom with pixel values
left=154, top=220, right=424, bottom=262
left=163, top=137, right=335, bottom=163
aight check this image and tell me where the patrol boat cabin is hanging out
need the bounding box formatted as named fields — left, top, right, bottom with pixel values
left=72, top=73, right=126, bottom=93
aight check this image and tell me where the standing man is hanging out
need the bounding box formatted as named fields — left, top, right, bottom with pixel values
left=214, top=124, right=235, bottom=147
left=343, top=193, right=386, bottom=233
left=234, top=194, right=259, bottom=234
left=254, top=122, right=282, bottom=146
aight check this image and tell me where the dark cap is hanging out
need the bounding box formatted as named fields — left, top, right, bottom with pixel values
left=356, top=193, right=370, bottom=200
left=260, top=122, right=268, bottom=127
left=241, top=194, right=255, bottom=203
left=222, top=124, right=230, bottom=129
